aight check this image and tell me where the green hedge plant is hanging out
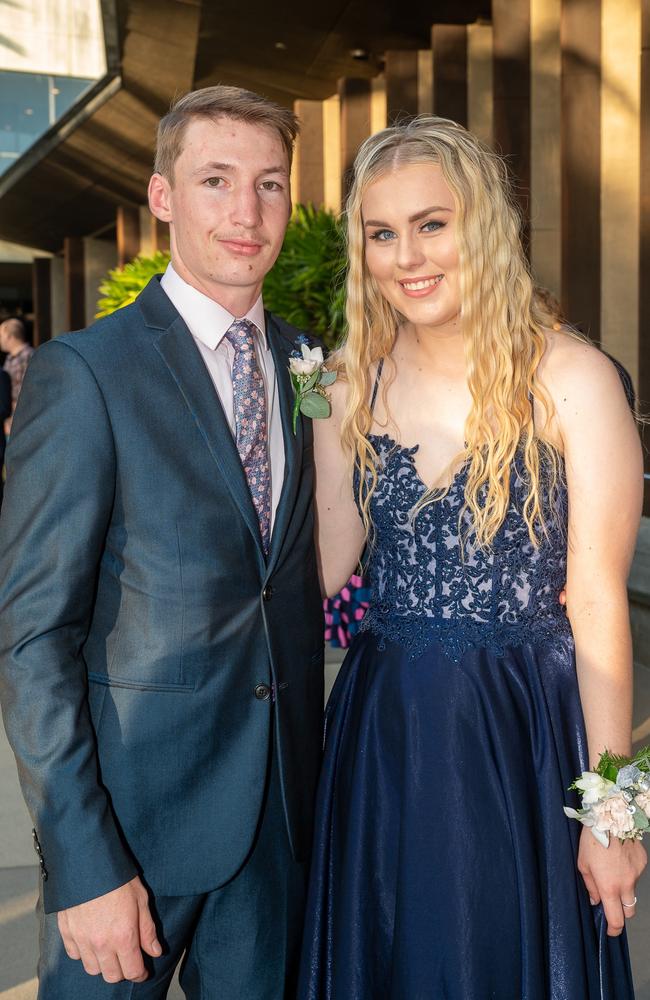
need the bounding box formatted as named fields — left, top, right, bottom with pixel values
left=96, top=250, right=171, bottom=317
left=263, top=203, right=346, bottom=352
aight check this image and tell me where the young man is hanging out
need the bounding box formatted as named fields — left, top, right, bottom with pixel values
left=0, top=87, right=324, bottom=998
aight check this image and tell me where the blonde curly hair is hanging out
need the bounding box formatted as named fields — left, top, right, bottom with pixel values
left=337, top=115, right=561, bottom=549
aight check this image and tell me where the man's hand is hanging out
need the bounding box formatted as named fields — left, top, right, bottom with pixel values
left=57, top=876, right=162, bottom=983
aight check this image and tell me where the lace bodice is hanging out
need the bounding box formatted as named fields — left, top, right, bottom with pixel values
left=358, top=433, right=572, bottom=662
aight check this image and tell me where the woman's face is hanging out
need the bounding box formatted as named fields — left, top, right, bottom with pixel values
left=362, top=161, right=461, bottom=335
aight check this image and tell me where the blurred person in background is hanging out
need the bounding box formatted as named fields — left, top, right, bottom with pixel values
left=0, top=317, right=34, bottom=436
left=0, top=367, right=10, bottom=506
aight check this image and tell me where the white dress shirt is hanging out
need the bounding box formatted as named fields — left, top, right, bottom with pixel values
left=160, top=263, right=285, bottom=530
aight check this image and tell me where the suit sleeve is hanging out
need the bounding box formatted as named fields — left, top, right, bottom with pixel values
left=0, top=340, right=138, bottom=912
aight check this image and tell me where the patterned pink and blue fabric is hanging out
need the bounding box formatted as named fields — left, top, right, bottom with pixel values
left=225, top=319, right=271, bottom=552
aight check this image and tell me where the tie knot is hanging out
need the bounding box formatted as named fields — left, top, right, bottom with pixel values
left=225, top=319, right=257, bottom=353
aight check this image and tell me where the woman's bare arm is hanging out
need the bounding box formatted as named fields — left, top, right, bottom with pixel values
left=313, top=379, right=366, bottom=598
left=545, top=335, right=646, bottom=935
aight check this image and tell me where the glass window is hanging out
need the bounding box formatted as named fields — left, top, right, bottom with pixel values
left=0, top=71, right=94, bottom=175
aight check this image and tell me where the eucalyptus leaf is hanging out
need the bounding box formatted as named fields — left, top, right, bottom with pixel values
left=319, top=370, right=338, bottom=386
left=300, top=392, right=331, bottom=419
left=301, top=370, right=321, bottom=393
left=634, top=808, right=650, bottom=829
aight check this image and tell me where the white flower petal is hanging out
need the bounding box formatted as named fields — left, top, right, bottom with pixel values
left=590, top=826, right=610, bottom=848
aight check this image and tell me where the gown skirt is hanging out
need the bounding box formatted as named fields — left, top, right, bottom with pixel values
left=297, top=628, right=635, bottom=1000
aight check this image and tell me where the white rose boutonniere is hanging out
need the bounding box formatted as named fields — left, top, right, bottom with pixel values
left=289, top=336, right=337, bottom=434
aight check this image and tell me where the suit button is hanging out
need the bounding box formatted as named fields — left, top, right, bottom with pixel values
left=262, top=585, right=273, bottom=602
left=254, top=683, right=271, bottom=701
left=32, top=829, right=43, bottom=858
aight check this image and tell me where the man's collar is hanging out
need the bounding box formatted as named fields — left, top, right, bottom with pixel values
left=160, top=262, right=267, bottom=351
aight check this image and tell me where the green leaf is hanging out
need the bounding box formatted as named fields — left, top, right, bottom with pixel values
left=319, top=370, right=337, bottom=386
left=263, top=203, right=346, bottom=352
left=301, top=370, right=321, bottom=393
left=96, top=250, right=171, bottom=317
left=633, top=807, right=649, bottom=830
left=300, top=392, right=331, bottom=419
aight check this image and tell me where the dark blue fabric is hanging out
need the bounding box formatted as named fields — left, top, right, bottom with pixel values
left=299, top=435, right=634, bottom=999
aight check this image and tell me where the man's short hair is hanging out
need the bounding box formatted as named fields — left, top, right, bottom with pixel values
left=154, top=85, right=299, bottom=183
left=1, top=318, right=28, bottom=344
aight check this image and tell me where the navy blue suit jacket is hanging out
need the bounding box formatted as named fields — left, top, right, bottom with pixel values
left=0, top=278, right=324, bottom=912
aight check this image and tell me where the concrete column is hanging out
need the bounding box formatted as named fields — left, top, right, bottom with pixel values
left=561, top=0, right=602, bottom=339
left=339, top=78, right=372, bottom=199
left=50, top=256, right=66, bottom=337
left=418, top=51, right=434, bottom=114
left=116, top=205, right=140, bottom=267
left=385, top=50, right=419, bottom=122
left=431, top=25, right=468, bottom=127
left=154, top=218, right=170, bottom=252
left=139, top=205, right=158, bottom=256
left=84, top=237, right=117, bottom=327
left=322, top=94, right=341, bottom=213
left=32, top=257, right=52, bottom=346
left=293, top=100, right=325, bottom=206
left=64, top=237, right=85, bottom=332
left=467, top=23, right=494, bottom=146
left=530, top=0, right=562, bottom=296
left=371, top=76, right=388, bottom=132
left=600, top=0, right=641, bottom=383
left=493, top=0, right=532, bottom=242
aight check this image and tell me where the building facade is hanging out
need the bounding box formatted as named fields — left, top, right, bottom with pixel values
left=0, top=0, right=648, bottom=489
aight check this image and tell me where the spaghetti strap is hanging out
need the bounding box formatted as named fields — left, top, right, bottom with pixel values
left=370, top=358, right=384, bottom=412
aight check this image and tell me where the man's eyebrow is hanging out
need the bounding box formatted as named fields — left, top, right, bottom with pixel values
left=192, top=162, right=289, bottom=176
left=193, top=162, right=234, bottom=174
left=364, top=205, right=453, bottom=227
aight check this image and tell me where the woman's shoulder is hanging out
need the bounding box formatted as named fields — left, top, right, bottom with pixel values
left=537, top=328, right=635, bottom=452
left=538, top=328, right=626, bottom=404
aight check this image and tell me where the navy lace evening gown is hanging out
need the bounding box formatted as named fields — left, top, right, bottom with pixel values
left=298, top=430, right=635, bottom=999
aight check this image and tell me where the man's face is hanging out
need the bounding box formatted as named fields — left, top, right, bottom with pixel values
left=149, top=116, right=292, bottom=314
left=0, top=324, right=8, bottom=352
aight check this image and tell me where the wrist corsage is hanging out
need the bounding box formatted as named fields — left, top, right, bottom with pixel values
left=289, top=336, right=337, bottom=433
left=564, top=746, right=650, bottom=846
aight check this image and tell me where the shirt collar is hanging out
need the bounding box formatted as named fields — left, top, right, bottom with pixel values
left=160, top=262, right=267, bottom=351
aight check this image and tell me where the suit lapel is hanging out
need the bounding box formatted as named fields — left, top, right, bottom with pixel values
left=139, top=278, right=304, bottom=571
left=266, top=315, right=303, bottom=573
left=153, top=317, right=266, bottom=563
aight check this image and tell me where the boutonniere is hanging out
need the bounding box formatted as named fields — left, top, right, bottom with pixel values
left=289, top=336, right=337, bottom=434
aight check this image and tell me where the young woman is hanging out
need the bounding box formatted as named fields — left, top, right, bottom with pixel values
left=299, top=117, right=646, bottom=998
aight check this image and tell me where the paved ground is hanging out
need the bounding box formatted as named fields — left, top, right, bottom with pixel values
left=2, top=651, right=650, bottom=998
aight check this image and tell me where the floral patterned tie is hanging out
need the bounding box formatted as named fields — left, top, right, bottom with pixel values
left=224, top=319, right=271, bottom=553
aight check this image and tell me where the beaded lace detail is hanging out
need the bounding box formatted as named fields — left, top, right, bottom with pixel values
left=358, top=433, right=572, bottom=662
